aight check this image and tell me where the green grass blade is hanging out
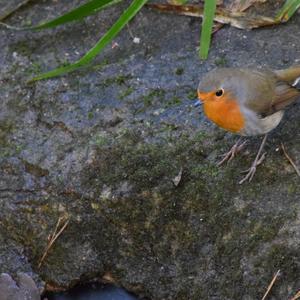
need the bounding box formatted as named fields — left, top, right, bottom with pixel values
left=93, top=0, right=122, bottom=13
left=30, top=0, right=147, bottom=81
left=282, top=0, right=300, bottom=21
left=199, top=0, right=217, bottom=59
left=31, top=0, right=122, bottom=30
left=0, top=0, right=121, bottom=31
left=276, top=0, right=294, bottom=20
left=276, top=0, right=300, bottom=21
left=288, top=1, right=300, bottom=18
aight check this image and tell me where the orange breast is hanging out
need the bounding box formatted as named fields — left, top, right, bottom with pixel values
left=203, top=97, right=245, bottom=133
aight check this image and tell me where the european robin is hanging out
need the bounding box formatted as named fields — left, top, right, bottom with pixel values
left=196, top=66, right=300, bottom=184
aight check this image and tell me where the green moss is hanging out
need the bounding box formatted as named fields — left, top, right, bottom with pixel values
left=164, top=96, right=182, bottom=108
left=143, top=97, right=152, bottom=107
left=82, top=130, right=185, bottom=191
left=215, top=56, right=228, bottom=67
left=10, top=41, right=31, bottom=57
left=90, top=59, right=109, bottom=71
left=60, top=59, right=71, bottom=68
left=115, top=74, right=132, bottom=85
left=0, top=120, right=25, bottom=158
left=23, top=160, right=49, bottom=177
left=87, top=111, right=94, bottom=120
left=245, top=215, right=285, bottom=252
left=15, top=144, right=24, bottom=155
left=28, top=62, right=42, bottom=74
left=194, top=130, right=209, bottom=142
left=119, top=87, right=134, bottom=99
left=0, top=149, right=11, bottom=158
left=187, top=90, right=197, bottom=100
left=287, top=182, right=297, bottom=194
left=0, top=120, right=14, bottom=146
left=78, top=124, right=299, bottom=299
left=175, top=67, right=184, bottom=75
left=91, top=133, right=110, bottom=147
left=190, top=163, right=219, bottom=178
left=263, top=245, right=300, bottom=276
left=141, top=89, right=166, bottom=108
left=160, top=123, right=179, bottom=132
left=174, top=288, right=199, bottom=300
left=101, top=74, right=133, bottom=87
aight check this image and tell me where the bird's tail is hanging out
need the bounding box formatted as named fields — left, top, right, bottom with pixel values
left=275, top=65, right=300, bottom=86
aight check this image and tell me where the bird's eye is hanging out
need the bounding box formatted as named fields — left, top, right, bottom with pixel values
left=215, top=89, right=224, bottom=97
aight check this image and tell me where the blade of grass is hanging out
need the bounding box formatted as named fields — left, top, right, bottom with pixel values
left=30, top=0, right=147, bottom=81
left=199, top=0, right=217, bottom=59
left=0, top=0, right=122, bottom=31
left=33, top=0, right=122, bottom=30
left=280, top=0, right=300, bottom=21
left=276, top=0, right=294, bottom=19
left=276, top=0, right=300, bottom=21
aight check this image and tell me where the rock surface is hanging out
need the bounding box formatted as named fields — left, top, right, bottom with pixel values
left=0, top=0, right=300, bottom=299
left=0, top=273, right=39, bottom=300
left=0, top=0, right=32, bottom=20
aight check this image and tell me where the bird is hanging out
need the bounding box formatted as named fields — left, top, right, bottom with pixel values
left=196, top=66, right=300, bottom=184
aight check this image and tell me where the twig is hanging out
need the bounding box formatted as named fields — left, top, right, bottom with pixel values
left=281, top=143, right=300, bottom=177
left=261, top=270, right=280, bottom=300
left=290, top=291, right=300, bottom=300
left=38, top=216, right=70, bottom=268
left=0, top=22, right=24, bottom=30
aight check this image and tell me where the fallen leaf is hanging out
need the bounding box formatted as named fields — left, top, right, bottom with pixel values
left=147, top=3, right=278, bottom=30
left=172, top=167, right=183, bottom=186
left=229, top=0, right=267, bottom=12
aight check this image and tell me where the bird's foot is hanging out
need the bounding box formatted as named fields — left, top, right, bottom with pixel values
left=217, top=139, right=247, bottom=166
left=239, top=152, right=266, bottom=184
left=238, top=134, right=268, bottom=184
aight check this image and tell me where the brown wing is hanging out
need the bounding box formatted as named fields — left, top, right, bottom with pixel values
left=271, top=65, right=300, bottom=111
left=272, top=81, right=300, bottom=112
left=242, top=68, right=300, bottom=115
left=239, top=69, right=278, bottom=114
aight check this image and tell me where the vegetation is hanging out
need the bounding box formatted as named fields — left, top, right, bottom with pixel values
left=1, top=0, right=300, bottom=80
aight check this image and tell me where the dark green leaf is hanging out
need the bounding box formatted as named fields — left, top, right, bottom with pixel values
left=32, top=0, right=122, bottom=30
left=276, top=0, right=300, bottom=21
left=199, top=0, right=217, bottom=59
left=30, top=0, right=147, bottom=81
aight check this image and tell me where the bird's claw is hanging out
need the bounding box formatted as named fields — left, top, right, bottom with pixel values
left=239, top=152, right=266, bottom=184
left=217, top=140, right=247, bottom=166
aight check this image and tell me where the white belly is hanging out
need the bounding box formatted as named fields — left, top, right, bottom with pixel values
left=240, top=109, right=284, bottom=136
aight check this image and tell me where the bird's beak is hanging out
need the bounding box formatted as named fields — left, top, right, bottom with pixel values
left=194, top=100, right=201, bottom=107
left=195, top=91, right=204, bottom=107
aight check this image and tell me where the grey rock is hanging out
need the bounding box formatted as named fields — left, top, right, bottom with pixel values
left=0, top=273, right=39, bottom=300
left=0, top=0, right=300, bottom=299
left=0, top=0, right=31, bottom=20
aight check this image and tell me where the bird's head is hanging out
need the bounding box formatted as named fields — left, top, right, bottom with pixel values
left=196, top=68, right=239, bottom=105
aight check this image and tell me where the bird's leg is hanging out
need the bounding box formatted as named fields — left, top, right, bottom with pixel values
left=239, top=134, right=268, bottom=185
left=217, top=138, right=247, bottom=166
